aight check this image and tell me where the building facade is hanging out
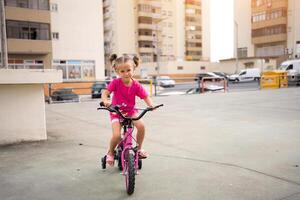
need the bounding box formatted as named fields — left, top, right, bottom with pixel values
left=251, top=0, right=289, bottom=59
left=4, top=0, right=52, bottom=69
left=228, top=0, right=300, bottom=72
left=103, top=0, right=207, bottom=77
left=3, top=0, right=105, bottom=80
left=51, top=0, right=105, bottom=81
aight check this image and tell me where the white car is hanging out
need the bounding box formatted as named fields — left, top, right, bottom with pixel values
left=229, top=68, right=260, bottom=82
left=157, top=76, right=175, bottom=87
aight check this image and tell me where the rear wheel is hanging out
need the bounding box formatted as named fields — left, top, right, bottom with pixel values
left=125, top=150, right=135, bottom=195
left=138, top=159, right=142, bottom=170
left=101, top=155, right=106, bottom=169
left=118, top=149, right=123, bottom=171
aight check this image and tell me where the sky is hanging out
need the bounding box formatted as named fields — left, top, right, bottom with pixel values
left=210, top=0, right=234, bottom=62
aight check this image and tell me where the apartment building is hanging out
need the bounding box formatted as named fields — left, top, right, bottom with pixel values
left=103, top=0, right=207, bottom=77
left=287, top=0, right=300, bottom=58
left=222, top=0, right=300, bottom=72
left=184, top=0, right=202, bottom=61
left=3, top=0, right=105, bottom=80
left=103, top=0, right=136, bottom=76
left=4, top=0, right=52, bottom=69
left=251, top=0, right=289, bottom=59
left=51, top=0, right=105, bottom=81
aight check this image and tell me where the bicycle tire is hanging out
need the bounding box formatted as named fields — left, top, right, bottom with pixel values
left=138, top=159, right=142, bottom=170
left=125, top=150, right=135, bottom=195
left=118, top=149, right=123, bottom=171
left=101, top=155, right=106, bottom=169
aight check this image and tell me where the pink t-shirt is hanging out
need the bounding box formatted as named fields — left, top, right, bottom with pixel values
left=107, top=78, right=148, bottom=116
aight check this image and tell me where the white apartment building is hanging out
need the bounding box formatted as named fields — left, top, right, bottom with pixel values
left=51, top=0, right=105, bottom=81
left=103, top=0, right=211, bottom=77
left=287, top=0, right=300, bottom=58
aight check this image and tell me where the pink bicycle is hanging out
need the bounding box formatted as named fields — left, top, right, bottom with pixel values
left=98, top=102, right=163, bottom=195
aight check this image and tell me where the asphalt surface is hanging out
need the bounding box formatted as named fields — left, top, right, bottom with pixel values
left=1, top=88, right=300, bottom=200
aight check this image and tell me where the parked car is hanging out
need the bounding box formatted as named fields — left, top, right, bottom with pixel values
left=51, top=88, right=79, bottom=102
left=157, top=76, right=175, bottom=87
left=91, top=81, right=107, bottom=98
left=194, top=72, right=221, bottom=81
left=229, top=68, right=261, bottom=82
left=279, top=59, right=300, bottom=76
left=212, top=71, right=230, bottom=80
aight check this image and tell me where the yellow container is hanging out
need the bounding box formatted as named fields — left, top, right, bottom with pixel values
left=261, top=70, right=288, bottom=89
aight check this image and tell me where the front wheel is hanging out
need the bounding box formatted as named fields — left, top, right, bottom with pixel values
left=125, top=150, right=135, bottom=195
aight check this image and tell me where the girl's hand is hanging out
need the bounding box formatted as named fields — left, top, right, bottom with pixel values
left=103, top=100, right=111, bottom=107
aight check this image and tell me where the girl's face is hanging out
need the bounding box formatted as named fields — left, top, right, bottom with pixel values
left=115, top=62, right=134, bottom=82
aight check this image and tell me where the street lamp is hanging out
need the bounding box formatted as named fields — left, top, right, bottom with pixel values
left=234, top=20, right=238, bottom=73
left=0, top=0, right=8, bottom=68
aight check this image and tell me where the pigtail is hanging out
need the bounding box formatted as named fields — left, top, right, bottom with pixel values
left=109, top=54, right=118, bottom=69
left=132, top=56, right=140, bottom=68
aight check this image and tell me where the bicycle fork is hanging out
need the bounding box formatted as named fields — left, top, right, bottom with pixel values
left=120, top=128, right=139, bottom=175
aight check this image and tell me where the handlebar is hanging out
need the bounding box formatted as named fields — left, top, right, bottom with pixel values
left=97, top=102, right=163, bottom=121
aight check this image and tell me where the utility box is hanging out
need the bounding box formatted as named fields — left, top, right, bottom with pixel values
left=261, top=70, right=288, bottom=89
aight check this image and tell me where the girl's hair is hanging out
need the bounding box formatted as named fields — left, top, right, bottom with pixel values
left=109, top=54, right=140, bottom=70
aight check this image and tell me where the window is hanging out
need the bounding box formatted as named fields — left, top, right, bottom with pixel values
left=53, top=60, right=96, bottom=81
left=238, top=47, right=248, bottom=58
left=5, top=0, right=49, bottom=10
left=52, top=32, right=59, bottom=40
left=138, top=4, right=152, bottom=13
left=50, top=3, right=58, bottom=11
left=186, top=8, right=195, bottom=14
left=286, top=65, right=293, bottom=70
left=6, top=20, right=50, bottom=40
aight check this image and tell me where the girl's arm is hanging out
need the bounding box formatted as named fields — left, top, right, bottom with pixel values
left=101, top=89, right=111, bottom=107
left=143, top=96, right=154, bottom=108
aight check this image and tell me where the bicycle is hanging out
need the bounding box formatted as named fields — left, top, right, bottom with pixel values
left=97, top=102, right=163, bottom=195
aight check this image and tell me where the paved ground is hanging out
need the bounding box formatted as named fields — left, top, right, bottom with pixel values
left=1, top=88, right=300, bottom=200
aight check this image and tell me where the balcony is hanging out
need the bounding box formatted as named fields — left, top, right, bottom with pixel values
left=252, top=33, right=287, bottom=44
left=104, top=11, right=112, bottom=19
left=137, top=11, right=153, bottom=18
left=138, top=35, right=153, bottom=41
left=8, top=39, right=52, bottom=54
left=186, top=46, right=202, bottom=51
left=5, top=6, right=51, bottom=24
left=252, top=17, right=287, bottom=29
left=185, top=38, right=202, bottom=43
left=138, top=23, right=155, bottom=29
left=139, top=47, right=154, bottom=53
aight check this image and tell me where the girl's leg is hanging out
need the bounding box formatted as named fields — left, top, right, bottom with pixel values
left=107, top=121, right=121, bottom=166
left=133, top=119, right=145, bottom=150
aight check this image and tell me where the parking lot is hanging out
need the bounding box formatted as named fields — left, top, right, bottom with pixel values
left=1, top=88, right=300, bottom=200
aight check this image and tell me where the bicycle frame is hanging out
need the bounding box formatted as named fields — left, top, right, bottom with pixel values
left=118, top=120, right=139, bottom=174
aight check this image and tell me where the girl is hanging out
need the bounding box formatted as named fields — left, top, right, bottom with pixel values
left=101, top=54, right=154, bottom=166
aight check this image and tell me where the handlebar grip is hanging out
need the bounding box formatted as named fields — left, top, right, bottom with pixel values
left=155, top=104, right=164, bottom=109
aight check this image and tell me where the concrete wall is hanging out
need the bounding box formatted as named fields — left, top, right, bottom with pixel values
left=201, top=0, right=210, bottom=61
left=288, top=0, right=300, bottom=57
left=0, top=84, right=46, bottom=144
left=234, top=0, right=254, bottom=57
left=115, top=0, right=136, bottom=55
left=175, top=0, right=185, bottom=61
left=0, top=69, right=62, bottom=145
left=51, top=0, right=105, bottom=79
